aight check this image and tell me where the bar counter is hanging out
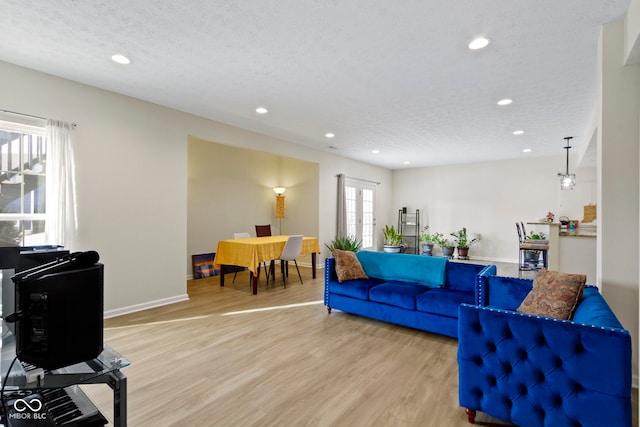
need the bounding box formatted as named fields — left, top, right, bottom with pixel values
left=527, top=221, right=597, bottom=283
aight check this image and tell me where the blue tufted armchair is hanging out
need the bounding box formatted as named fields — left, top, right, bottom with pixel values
left=458, top=275, right=632, bottom=427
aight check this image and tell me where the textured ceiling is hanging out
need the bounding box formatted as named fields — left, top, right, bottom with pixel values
left=0, top=0, right=630, bottom=169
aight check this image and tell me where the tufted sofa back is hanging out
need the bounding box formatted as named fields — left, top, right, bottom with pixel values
left=458, top=276, right=632, bottom=427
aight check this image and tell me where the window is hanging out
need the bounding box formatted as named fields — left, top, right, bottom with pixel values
left=0, top=120, right=47, bottom=246
left=344, top=178, right=377, bottom=250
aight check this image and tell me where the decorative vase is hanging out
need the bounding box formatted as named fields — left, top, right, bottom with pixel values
left=441, top=246, right=454, bottom=258
left=383, top=245, right=402, bottom=253
left=457, top=247, right=469, bottom=259
left=421, top=243, right=434, bottom=256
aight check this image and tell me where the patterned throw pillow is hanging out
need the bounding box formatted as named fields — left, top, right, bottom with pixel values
left=517, top=269, right=586, bottom=320
left=333, top=249, right=369, bottom=283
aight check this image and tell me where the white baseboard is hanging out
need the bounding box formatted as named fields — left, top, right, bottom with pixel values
left=104, top=294, right=189, bottom=319
left=295, top=261, right=324, bottom=270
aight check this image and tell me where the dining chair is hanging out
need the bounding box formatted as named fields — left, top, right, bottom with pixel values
left=255, top=224, right=272, bottom=237
left=277, top=234, right=303, bottom=288
left=255, top=224, right=274, bottom=282
left=232, top=232, right=251, bottom=284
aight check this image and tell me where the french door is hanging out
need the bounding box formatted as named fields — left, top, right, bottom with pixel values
left=344, top=178, right=376, bottom=250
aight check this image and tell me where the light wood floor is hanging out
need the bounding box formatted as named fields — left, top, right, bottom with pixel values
left=83, top=262, right=637, bottom=427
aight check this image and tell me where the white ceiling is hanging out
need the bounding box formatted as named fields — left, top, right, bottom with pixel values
left=0, top=0, right=630, bottom=169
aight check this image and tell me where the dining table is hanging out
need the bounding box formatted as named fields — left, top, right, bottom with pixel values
left=213, top=235, right=321, bottom=294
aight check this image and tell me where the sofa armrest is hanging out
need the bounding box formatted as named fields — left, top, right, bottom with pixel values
left=458, top=303, right=632, bottom=426
left=475, top=264, right=497, bottom=305
left=324, top=257, right=336, bottom=306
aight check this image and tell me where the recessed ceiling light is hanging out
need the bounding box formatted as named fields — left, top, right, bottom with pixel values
left=111, top=54, right=131, bottom=65
left=403, top=161, right=410, bottom=165
left=513, top=130, right=524, bottom=135
left=325, top=132, right=335, bottom=138
left=497, top=99, right=513, bottom=106
left=372, top=150, right=380, bottom=154
left=523, top=148, right=532, bottom=153
left=256, top=107, right=268, bottom=114
left=468, top=37, right=490, bottom=50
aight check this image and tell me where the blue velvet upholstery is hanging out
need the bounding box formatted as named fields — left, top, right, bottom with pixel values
left=446, top=261, right=490, bottom=291
left=356, top=251, right=447, bottom=287
left=328, top=293, right=463, bottom=337
left=416, top=289, right=474, bottom=316
left=327, top=277, right=384, bottom=300
left=477, top=274, right=531, bottom=309
left=458, top=275, right=632, bottom=426
left=369, top=281, right=428, bottom=310
left=573, top=287, right=624, bottom=329
left=324, top=255, right=496, bottom=338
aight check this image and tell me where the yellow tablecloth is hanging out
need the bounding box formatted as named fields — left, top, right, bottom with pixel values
left=214, top=235, right=320, bottom=275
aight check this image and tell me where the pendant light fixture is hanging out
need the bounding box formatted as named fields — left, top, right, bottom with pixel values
left=558, top=136, right=575, bottom=190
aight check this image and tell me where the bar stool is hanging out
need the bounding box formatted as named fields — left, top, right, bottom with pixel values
left=516, top=222, right=549, bottom=271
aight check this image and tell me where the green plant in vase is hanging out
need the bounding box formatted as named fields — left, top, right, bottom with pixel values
left=383, top=225, right=403, bottom=252
left=526, top=231, right=547, bottom=241
left=419, top=226, right=441, bottom=256
left=524, top=231, right=547, bottom=266
left=325, top=235, right=362, bottom=253
left=450, top=227, right=482, bottom=259
left=433, top=234, right=456, bottom=258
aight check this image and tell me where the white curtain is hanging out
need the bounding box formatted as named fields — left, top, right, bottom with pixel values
left=336, top=174, right=346, bottom=237
left=45, top=120, right=78, bottom=249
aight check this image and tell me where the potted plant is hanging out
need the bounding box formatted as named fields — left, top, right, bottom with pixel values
left=434, top=234, right=456, bottom=258
left=450, top=227, right=482, bottom=259
left=325, top=235, right=362, bottom=253
left=526, top=231, right=548, bottom=243
left=419, top=226, right=442, bottom=256
left=382, top=225, right=403, bottom=253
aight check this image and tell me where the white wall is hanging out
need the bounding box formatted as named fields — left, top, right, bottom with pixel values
left=626, top=0, right=640, bottom=63
left=392, top=157, right=596, bottom=262
left=0, top=60, right=392, bottom=315
left=1, top=61, right=191, bottom=316
left=187, top=137, right=320, bottom=271
left=184, top=126, right=394, bottom=265
left=599, top=18, right=640, bottom=387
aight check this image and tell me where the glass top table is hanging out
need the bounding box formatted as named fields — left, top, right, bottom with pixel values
left=1, top=333, right=129, bottom=389
left=1, top=321, right=129, bottom=425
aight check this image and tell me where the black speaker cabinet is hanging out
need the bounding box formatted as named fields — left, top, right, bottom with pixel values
left=2, top=246, right=69, bottom=334
left=14, top=263, right=104, bottom=370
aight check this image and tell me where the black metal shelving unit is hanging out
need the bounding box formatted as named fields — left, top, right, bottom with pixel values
left=398, top=208, right=420, bottom=254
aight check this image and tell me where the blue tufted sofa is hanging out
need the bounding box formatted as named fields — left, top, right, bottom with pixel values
left=324, top=251, right=496, bottom=338
left=458, top=274, right=632, bottom=427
